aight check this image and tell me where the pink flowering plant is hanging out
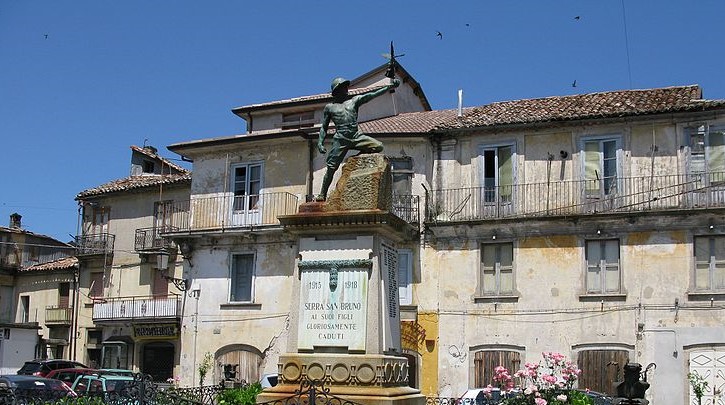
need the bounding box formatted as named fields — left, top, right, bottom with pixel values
left=487, top=352, right=594, bottom=405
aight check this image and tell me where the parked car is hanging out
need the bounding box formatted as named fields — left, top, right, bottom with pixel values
left=71, top=374, right=135, bottom=397
left=45, top=367, right=99, bottom=386
left=260, top=373, right=278, bottom=388
left=99, top=368, right=135, bottom=377
left=0, top=374, right=76, bottom=400
left=17, top=359, right=88, bottom=377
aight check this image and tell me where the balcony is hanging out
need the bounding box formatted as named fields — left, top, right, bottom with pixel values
left=427, top=172, right=725, bottom=223
left=134, top=227, right=173, bottom=252
left=92, top=295, right=181, bottom=322
left=161, top=192, right=299, bottom=233
left=392, top=194, right=420, bottom=225
left=74, top=233, right=115, bottom=256
left=45, top=306, right=73, bottom=325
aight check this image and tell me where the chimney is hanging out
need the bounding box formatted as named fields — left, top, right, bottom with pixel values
left=9, top=213, right=22, bottom=229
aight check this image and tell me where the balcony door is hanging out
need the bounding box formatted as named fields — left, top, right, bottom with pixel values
left=230, top=163, right=263, bottom=226
left=687, top=124, right=725, bottom=206
left=581, top=136, right=622, bottom=212
left=478, top=144, right=515, bottom=217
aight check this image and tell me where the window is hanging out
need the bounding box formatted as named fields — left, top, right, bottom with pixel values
left=480, top=243, right=514, bottom=296
left=577, top=349, right=629, bottom=395
left=89, top=272, right=104, bottom=298
left=89, top=206, right=110, bottom=235
left=480, top=145, right=514, bottom=204
left=585, top=239, right=621, bottom=294
left=473, top=350, right=521, bottom=388
left=282, top=110, right=315, bottom=129
left=230, top=253, right=255, bottom=302
left=142, top=160, right=155, bottom=173
left=390, top=157, right=417, bottom=222
left=231, top=163, right=263, bottom=211
left=20, top=295, right=30, bottom=323
left=154, top=200, right=173, bottom=232
left=693, top=236, right=725, bottom=292
left=58, top=282, right=70, bottom=308
left=398, top=249, right=413, bottom=305
left=152, top=269, right=169, bottom=297
left=582, top=136, right=621, bottom=198
left=687, top=124, right=725, bottom=176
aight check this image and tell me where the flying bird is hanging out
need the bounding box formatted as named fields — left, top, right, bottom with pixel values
left=436, top=31, right=443, bottom=40
left=44, top=34, right=48, bottom=39
left=574, top=16, right=580, bottom=20
left=465, top=23, right=470, bottom=27
left=572, top=80, right=577, bottom=88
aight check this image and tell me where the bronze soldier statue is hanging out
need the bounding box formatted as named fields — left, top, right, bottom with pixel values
left=316, top=77, right=400, bottom=200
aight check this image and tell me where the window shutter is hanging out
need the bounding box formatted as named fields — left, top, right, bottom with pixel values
left=584, top=141, right=600, bottom=192
left=708, top=127, right=725, bottom=173
left=499, top=146, right=513, bottom=198
left=152, top=269, right=168, bottom=297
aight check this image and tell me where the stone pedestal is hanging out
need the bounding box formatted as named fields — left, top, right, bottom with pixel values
left=258, top=155, right=423, bottom=405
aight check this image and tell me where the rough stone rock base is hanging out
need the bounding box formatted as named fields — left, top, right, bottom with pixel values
left=327, top=154, right=392, bottom=212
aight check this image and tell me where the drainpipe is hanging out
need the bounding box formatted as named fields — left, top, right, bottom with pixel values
left=71, top=263, right=80, bottom=361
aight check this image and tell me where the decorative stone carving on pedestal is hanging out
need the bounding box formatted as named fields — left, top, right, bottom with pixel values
left=259, top=155, right=423, bottom=405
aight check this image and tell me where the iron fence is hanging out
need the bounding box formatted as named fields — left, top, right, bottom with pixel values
left=162, top=192, right=299, bottom=233
left=427, top=172, right=725, bottom=222
left=257, top=379, right=366, bottom=405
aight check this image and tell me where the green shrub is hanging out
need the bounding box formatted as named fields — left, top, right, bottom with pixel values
left=217, top=382, right=264, bottom=405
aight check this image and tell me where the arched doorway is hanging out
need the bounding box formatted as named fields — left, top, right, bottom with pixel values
left=142, top=342, right=175, bottom=382
left=215, top=344, right=263, bottom=384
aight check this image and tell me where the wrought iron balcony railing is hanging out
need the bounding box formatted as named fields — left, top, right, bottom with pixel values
left=160, top=192, right=299, bottom=233
left=134, top=227, right=173, bottom=252
left=427, top=172, right=725, bottom=223
left=74, top=233, right=115, bottom=256
left=392, top=194, right=420, bottom=224
left=45, top=306, right=73, bottom=324
left=92, top=294, right=181, bottom=322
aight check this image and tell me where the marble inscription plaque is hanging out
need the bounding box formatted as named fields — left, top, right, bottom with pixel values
left=298, top=267, right=368, bottom=351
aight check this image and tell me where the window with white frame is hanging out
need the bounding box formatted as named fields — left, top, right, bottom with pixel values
left=480, top=242, right=514, bottom=296
left=687, top=124, right=725, bottom=179
left=693, top=236, right=725, bottom=292
left=398, top=249, right=413, bottom=305
left=585, top=239, right=621, bottom=294
left=230, top=253, right=255, bottom=302
left=231, top=163, right=263, bottom=211
left=582, top=136, right=621, bottom=198
left=479, top=145, right=514, bottom=203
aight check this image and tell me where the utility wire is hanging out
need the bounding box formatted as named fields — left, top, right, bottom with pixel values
left=621, top=0, right=633, bottom=88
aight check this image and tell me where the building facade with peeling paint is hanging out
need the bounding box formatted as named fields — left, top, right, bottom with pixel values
left=58, top=63, right=725, bottom=404
left=73, top=145, right=191, bottom=380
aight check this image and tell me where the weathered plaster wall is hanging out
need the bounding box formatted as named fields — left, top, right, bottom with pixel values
left=178, top=233, right=295, bottom=386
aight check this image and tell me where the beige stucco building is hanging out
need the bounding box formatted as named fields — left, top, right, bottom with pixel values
left=162, top=64, right=725, bottom=404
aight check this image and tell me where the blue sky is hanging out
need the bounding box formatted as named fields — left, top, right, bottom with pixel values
left=2, top=1, right=724, bottom=242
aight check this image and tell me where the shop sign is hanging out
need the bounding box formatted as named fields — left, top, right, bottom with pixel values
left=133, top=323, right=178, bottom=339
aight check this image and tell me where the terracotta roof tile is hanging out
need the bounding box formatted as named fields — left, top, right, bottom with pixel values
left=21, top=256, right=78, bottom=272
left=76, top=173, right=191, bottom=199
left=436, top=85, right=725, bottom=130
left=360, top=109, right=464, bottom=134
left=233, top=84, right=387, bottom=113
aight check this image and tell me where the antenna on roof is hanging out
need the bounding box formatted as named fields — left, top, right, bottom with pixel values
left=457, top=89, right=464, bottom=118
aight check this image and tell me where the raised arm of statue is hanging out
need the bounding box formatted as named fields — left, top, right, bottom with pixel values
left=354, top=79, right=400, bottom=107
